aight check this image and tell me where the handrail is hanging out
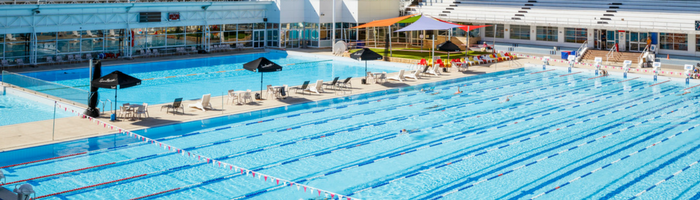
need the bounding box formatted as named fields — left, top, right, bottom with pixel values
left=575, top=40, right=587, bottom=61
left=605, top=44, right=617, bottom=65
left=638, top=45, right=649, bottom=61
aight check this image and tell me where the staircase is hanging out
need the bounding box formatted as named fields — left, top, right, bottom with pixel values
left=581, top=50, right=641, bottom=65
left=598, top=2, right=622, bottom=24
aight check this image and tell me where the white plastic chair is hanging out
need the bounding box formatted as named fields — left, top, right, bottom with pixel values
left=306, top=80, right=324, bottom=94
left=405, top=69, right=420, bottom=80
left=136, top=103, right=149, bottom=118
left=188, top=94, right=213, bottom=111
left=227, top=90, right=239, bottom=104
left=386, top=70, right=405, bottom=82
left=45, top=56, right=55, bottom=65
left=242, top=90, right=253, bottom=104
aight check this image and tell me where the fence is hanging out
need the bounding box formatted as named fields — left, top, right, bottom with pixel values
left=2, top=71, right=87, bottom=106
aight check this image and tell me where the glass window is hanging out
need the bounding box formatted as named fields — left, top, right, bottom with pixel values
left=510, top=25, right=530, bottom=40
left=186, top=26, right=202, bottom=34
left=57, top=31, right=80, bottom=40
left=209, top=25, right=221, bottom=32
left=147, top=27, right=166, bottom=35
left=484, top=24, right=503, bottom=38
left=56, top=40, right=80, bottom=53
left=37, top=32, right=56, bottom=41
left=224, top=24, right=237, bottom=31
left=105, top=37, right=122, bottom=51
left=564, top=28, right=587, bottom=43
left=696, top=35, right=700, bottom=52
left=84, top=30, right=103, bottom=38
left=81, top=38, right=104, bottom=52
left=167, top=27, right=185, bottom=34
left=659, top=33, right=687, bottom=51
left=210, top=32, right=221, bottom=44
left=222, top=31, right=237, bottom=43
left=37, top=41, right=56, bottom=56
left=536, top=26, right=557, bottom=42
left=106, top=29, right=123, bottom=37
left=166, top=34, right=185, bottom=46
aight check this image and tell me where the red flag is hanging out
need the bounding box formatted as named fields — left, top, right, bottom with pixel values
left=218, top=161, right=221, bottom=167
left=331, top=194, right=334, bottom=198
left=241, top=169, right=244, bottom=174
left=304, top=186, right=306, bottom=192
left=252, top=172, right=255, bottom=177
left=276, top=179, right=279, bottom=185
left=206, top=158, right=209, bottom=163
left=318, top=190, right=321, bottom=196
left=230, top=165, right=233, bottom=170
left=348, top=198, right=351, bottom=200
left=198, top=155, right=200, bottom=160
left=188, top=152, right=191, bottom=156
left=264, top=176, right=267, bottom=181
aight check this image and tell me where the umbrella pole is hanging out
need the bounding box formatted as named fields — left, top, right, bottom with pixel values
left=114, top=87, right=117, bottom=120
left=260, top=73, right=263, bottom=100
left=365, top=60, right=368, bottom=84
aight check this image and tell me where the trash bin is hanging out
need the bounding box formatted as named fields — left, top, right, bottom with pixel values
left=561, top=51, right=571, bottom=59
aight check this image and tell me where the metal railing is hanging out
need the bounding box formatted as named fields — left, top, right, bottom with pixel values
left=575, top=40, right=587, bottom=62
left=605, top=44, right=617, bottom=65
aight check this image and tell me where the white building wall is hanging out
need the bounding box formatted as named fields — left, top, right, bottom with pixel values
left=278, top=0, right=305, bottom=23
left=341, top=0, right=359, bottom=23
left=304, top=0, right=321, bottom=23
left=357, top=0, right=399, bottom=23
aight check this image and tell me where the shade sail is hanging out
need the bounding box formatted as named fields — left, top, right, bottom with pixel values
left=352, top=14, right=417, bottom=29
left=394, top=16, right=463, bottom=32
left=397, top=15, right=422, bottom=23
left=432, top=17, right=491, bottom=32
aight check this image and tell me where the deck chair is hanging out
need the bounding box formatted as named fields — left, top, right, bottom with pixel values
left=136, top=103, right=149, bottom=118
left=226, top=90, right=238, bottom=104
left=6, top=34, right=17, bottom=41
left=188, top=94, right=213, bottom=111
left=405, top=69, right=420, bottom=80
left=387, top=70, right=405, bottom=82
left=56, top=56, right=66, bottom=64
left=426, top=65, right=440, bottom=76
left=161, top=98, right=184, bottom=114
left=15, top=59, right=25, bottom=68
left=338, top=77, right=352, bottom=89
left=292, top=81, right=310, bottom=95
left=241, top=90, right=254, bottom=103
left=45, top=56, right=55, bottom=65
left=323, top=77, right=340, bottom=90
left=305, top=80, right=324, bottom=94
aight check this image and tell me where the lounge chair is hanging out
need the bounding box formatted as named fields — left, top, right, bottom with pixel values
left=366, top=72, right=377, bottom=84
left=161, top=98, right=184, bottom=114
left=188, top=46, right=198, bottom=54
left=480, top=55, right=495, bottom=63
left=292, top=81, right=310, bottom=95
left=323, top=77, right=340, bottom=90
left=85, top=54, right=93, bottom=61
left=405, top=69, right=420, bottom=80
left=0, top=60, right=8, bottom=69
left=306, top=80, right=324, bottom=94
left=337, top=77, right=352, bottom=89
left=387, top=69, right=405, bottom=82
left=188, top=94, right=213, bottom=111
left=426, top=65, right=441, bottom=76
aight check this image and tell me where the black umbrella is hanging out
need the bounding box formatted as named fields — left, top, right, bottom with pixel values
left=91, top=70, right=142, bottom=113
left=350, top=48, right=383, bottom=83
left=243, top=57, right=282, bottom=100
left=436, top=41, right=461, bottom=61
left=84, top=60, right=102, bottom=117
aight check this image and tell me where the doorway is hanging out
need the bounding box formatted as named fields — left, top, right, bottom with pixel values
left=627, top=31, right=648, bottom=52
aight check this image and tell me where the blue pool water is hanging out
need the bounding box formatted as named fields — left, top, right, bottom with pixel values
left=0, top=93, right=73, bottom=126
left=3, top=67, right=700, bottom=200
left=16, top=51, right=404, bottom=110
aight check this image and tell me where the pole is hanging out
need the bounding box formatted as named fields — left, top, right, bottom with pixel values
left=260, top=73, right=263, bottom=100
left=432, top=35, right=435, bottom=63
left=493, top=24, right=497, bottom=70
left=389, top=26, right=392, bottom=57
left=114, top=87, right=117, bottom=112
left=332, top=0, right=336, bottom=51
left=466, top=25, right=470, bottom=56
left=364, top=60, right=368, bottom=82
left=52, top=101, right=56, bottom=141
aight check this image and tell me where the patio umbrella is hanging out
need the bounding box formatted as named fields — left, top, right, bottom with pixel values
left=350, top=48, right=383, bottom=83
left=243, top=57, right=282, bottom=100
left=436, top=40, right=461, bottom=61
left=91, top=70, right=142, bottom=113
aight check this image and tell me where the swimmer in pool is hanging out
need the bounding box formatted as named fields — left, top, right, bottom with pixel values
left=454, top=86, right=462, bottom=95
left=500, top=95, right=513, bottom=103
left=678, top=90, right=691, bottom=96
left=401, top=129, right=419, bottom=133
left=430, top=92, right=441, bottom=95
left=425, top=104, right=441, bottom=109
left=421, top=87, right=435, bottom=92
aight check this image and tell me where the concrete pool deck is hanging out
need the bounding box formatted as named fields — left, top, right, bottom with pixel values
left=0, top=49, right=691, bottom=152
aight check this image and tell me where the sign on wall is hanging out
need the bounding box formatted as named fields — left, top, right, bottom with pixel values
left=169, top=12, right=180, bottom=21
left=696, top=20, right=700, bottom=31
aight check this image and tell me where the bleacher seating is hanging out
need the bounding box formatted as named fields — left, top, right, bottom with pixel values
left=416, top=0, right=700, bottom=33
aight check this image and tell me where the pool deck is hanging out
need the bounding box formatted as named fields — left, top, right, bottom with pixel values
left=0, top=49, right=689, bottom=152
left=0, top=51, right=519, bottom=152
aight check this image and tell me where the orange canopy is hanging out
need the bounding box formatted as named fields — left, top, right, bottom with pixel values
left=352, top=14, right=418, bottom=29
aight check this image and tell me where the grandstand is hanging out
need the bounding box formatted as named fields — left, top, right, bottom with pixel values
left=414, top=0, right=700, bottom=67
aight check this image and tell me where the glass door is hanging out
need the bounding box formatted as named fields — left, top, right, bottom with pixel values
left=252, top=30, right=264, bottom=48
left=606, top=30, right=617, bottom=50
left=627, top=32, right=648, bottom=52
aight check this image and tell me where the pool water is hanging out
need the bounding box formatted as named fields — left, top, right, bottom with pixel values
left=3, top=67, right=700, bottom=200
left=0, top=93, right=73, bottom=126
left=18, top=51, right=404, bottom=110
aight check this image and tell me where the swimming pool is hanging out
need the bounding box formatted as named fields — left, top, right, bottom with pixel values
left=0, top=90, right=73, bottom=126
left=14, top=51, right=404, bottom=110
left=3, top=66, right=700, bottom=200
